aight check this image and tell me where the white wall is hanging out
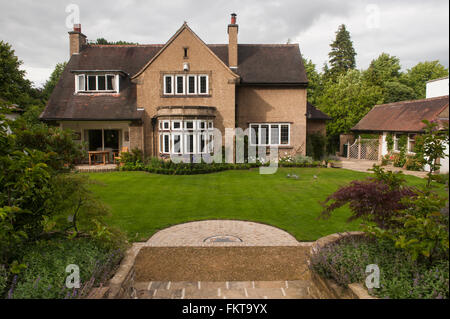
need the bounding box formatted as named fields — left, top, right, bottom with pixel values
left=426, top=77, right=449, bottom=98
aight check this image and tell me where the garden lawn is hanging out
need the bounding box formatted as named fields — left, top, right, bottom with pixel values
left=86, top=168, right=446, bottom=242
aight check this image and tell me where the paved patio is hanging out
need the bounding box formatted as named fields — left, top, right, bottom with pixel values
left=75, top=164, right=119, bottom=172
left=145, top=220, right=311, bottom=247
left=339, top=158, right=428, bottom=178
left=132, top=220, right=325, bottom=299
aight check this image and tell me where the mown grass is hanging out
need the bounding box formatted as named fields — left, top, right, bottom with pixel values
left=86, top=168, right=446, bottom=242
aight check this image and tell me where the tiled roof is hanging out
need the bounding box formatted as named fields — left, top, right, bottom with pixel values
left=307, top=102, right=331, bottom=120
left=352, top=96, right=449, bottom=132
left=41, top=43, right=307, bottom=121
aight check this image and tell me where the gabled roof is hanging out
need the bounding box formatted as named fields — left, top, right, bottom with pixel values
left=132, top=23, right=238, bottom=80
left=41, top=23, right=308, bottom=121
left=352, top=95, right=449, bottom=132
left=307, top=102, right=331, bottom=120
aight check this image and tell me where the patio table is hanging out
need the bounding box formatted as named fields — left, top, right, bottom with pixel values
left=88, top=151, right=110, bottom=165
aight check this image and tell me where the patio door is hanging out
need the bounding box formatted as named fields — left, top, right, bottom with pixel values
left=88, top=130, right=103, bottom=151
left=86, top=129, right=120, bottom=151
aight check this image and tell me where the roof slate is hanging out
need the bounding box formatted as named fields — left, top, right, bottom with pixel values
left=307, top=102, right=331, bottom=120
left=352, top=96, right=449, bottom=132
left=41, top=42, right=307, bottom=121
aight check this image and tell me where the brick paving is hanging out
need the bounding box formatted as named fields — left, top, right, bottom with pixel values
left=75, top=164, right=118, bottom=172
left=339, top=158, right=428, bottom=178
left=134, top=280, right=322, bottom=299
left=131, top=220, right=325, bottom=299
left=145, top=220, right=311, bottom=247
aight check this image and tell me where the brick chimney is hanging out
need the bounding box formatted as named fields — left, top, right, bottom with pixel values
left=228, top=13, right=238, bottom=69
left=68, top=24, right=87, bottom=56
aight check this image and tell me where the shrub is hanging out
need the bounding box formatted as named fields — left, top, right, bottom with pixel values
left=306, top=132, right=326, bottom=160
left=320, top=165, right=417, bottom=229
left=6, top=237, right=125, bottom=299
left=310, top=235, right=449, bottom=299
left=368, top=191, right=449, bottom=262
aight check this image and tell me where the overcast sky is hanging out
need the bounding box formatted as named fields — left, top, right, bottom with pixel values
left=0, top=0, right=448, bottom=88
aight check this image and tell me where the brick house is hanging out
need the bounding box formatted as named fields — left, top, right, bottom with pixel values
left=40, top=14, right=328, bottom=162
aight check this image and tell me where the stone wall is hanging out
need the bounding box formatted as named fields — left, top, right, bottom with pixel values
left=87, top=243, right=145, bottom=299
left=309, top=231, right=377, bottom=299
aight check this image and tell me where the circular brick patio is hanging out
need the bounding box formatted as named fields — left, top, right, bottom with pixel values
left=145, top=220, right=310, bottom=247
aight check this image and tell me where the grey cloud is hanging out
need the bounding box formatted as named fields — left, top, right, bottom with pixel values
left=0, top=0, right=448, bottom=87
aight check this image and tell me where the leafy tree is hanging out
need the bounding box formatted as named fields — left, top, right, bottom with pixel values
left=382, top=81, right=416, bottom=103
left=364, top=53, right=401, bottom=87
left=325, top=24, right=357, bottom=81
left=316, top=69, right=383, bottom=153
left=303, top=58, right=322, bottom=105
left=94, top=38, right=138, bottom=45
left=41, top=62, right=67, bottom=100
left=401, top=61, right=449, bottom=99
left=363, top=53, right=415, bottom=103
left=0, top=41, right=40, bottom=109
left=417, top=120, right=450, bottom=188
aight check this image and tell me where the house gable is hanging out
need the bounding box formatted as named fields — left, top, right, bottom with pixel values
left=132, top=23, right=239, bottom=80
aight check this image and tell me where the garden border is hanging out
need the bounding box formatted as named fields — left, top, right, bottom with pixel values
left=309, top=231, right=377, bottom=299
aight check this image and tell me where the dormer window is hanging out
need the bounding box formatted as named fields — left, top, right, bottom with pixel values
left=75, top=73, right=119, bottom=93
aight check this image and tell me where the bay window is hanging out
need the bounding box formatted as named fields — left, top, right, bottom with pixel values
left=159, top=119, right=214, bottom=155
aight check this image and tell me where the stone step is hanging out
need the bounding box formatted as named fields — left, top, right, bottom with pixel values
left=134, top=281, right=321, bottom=299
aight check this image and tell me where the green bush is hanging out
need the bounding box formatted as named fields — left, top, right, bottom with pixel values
left=0, top=264, right=7, bottom=294
left=310, top=236, right=449, bottom=299
left=306, top=132, right=326, bottom=160
left=6, top=237, right=124, bottom=299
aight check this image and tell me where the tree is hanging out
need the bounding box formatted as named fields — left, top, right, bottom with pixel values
left=416, top=120, right=450, bottom=188
left=320, top=166, right=417, bottom=229
left=316, top=69, right=383, bottom=153
left=42, top=62, right=67, bottom=100
left=94, top=38, right=138, bottom=45
left=401, top=61, right=449, bottom=99
left=382, top=81, right=416, bottom=104
left=0, top=41, right=41, bottom=109
left=303, top=58, right=322, bottom=105
left=364, top=53, right=401, bottom=87
left=326, top=24, right=357, bottom=81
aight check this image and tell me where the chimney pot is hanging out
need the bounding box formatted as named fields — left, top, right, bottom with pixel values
left=73, top=24, right=81, bottom=33
left=231, top=13, right=237, bottom=25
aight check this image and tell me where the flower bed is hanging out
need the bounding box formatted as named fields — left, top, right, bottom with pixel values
left=310, top=235, right=449, bottom=299
left=119, top=159, right=326, bottom=175
left=4, top=237, right=125, bottom=299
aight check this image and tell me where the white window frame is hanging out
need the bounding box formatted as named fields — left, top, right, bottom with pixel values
left=407, top=133, right=416, bottom=154
left=198, top=133, right=208, bottom=154
left=280, top=124, right=290, bottom=146
left=198, top=120, right=207, bottom=130
left=163, top=75, right=174, bottom=95
left=159, top=133, right=170, bottom=154
left=171, top=133, right=183, bottom=154
left=270, top=124, right=280, bottom=145
left=175, top=75, right=185, bottom=95
left=75, top=74, right=85, bottom=92
left=76, top=74, right=118, bottom=93
left=159, top=120, right=170, bottom=131
left=198, top=75, right=209, bottom=95
left=184, top=120, right=196, bottom=130
left=172, top=120, right=183, bottom=131
left=207, top=133, right=214, bottom=153
left=187, top=75, right=197, bottom=95
left=184, top=133, right=196, bottom=154
left=249, top=123, right=290, bottom=146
